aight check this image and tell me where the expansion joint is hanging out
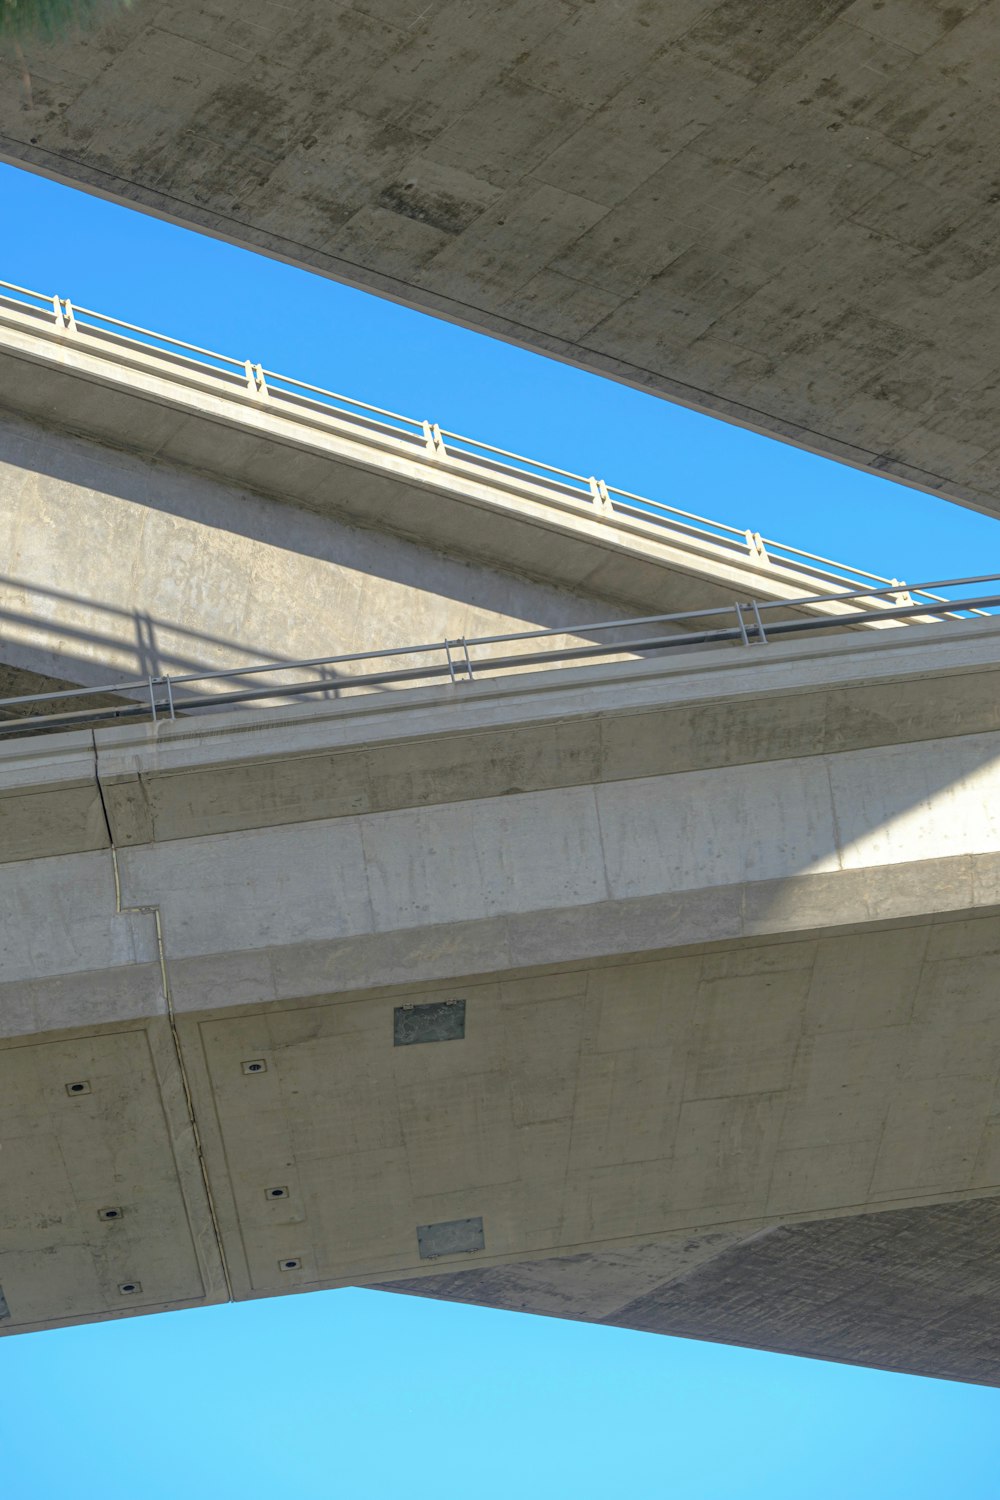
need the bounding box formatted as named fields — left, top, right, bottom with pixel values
left=91, top=739, right=235, bottom=1304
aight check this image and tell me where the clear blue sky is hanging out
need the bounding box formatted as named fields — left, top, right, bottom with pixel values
left=1, top=162, right=999, bottom=1499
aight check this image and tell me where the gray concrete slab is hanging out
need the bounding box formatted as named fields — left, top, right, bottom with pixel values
left=2, top=623, right=1000, bottom=1382
left=3, top=2, right=1000, bottom=517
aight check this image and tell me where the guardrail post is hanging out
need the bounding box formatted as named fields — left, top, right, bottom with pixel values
left=589, top=477, right=612, bottom=512
left=750, top=597, right=768, bottom=644
left=422, top=421, right=446, bottom=457
left=53, top=296, right=76, bottom=333
left=745, top=530, right=767, bottom=560
left=244, top=361, right=267, bottom=397
left=890, top=578, right=913, bottom=606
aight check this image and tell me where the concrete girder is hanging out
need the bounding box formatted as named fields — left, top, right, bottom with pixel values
left=0, top=298, right=909, bottom=708
left=3, top=624, right=1000, bottom=1384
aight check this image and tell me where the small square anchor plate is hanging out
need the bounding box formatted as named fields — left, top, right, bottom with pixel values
left=394, top=1000, right=466, bottom=1047
left=417, top=1216, right=485, bottom=1260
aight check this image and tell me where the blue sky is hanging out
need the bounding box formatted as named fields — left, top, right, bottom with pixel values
left=1, top=161, right=999, bottom=1497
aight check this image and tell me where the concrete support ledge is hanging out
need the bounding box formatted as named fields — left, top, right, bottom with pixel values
left=3, top=616, right=1000, bottom=863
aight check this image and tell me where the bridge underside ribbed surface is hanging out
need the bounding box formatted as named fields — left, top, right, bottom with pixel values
left=379, top=1197, right=1000, bottom=1386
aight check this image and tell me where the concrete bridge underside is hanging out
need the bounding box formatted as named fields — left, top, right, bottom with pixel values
left=4, top=1, right=1000, bottom=518
left=4, top=621, right=1000, bottom=1385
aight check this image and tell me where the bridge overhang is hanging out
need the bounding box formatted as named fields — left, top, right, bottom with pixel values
left=3, top=620, right=1000, bottom=1383
left=3, top=2, right=1000, bottom=518
left=0, top=284, right=921, bottom=713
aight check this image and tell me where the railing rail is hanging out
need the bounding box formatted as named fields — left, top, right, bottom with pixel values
left=1, top=576, right=997, bottom=742
left=0, top=276, right=988, bottom=616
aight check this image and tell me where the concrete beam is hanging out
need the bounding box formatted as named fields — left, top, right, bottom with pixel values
left=0, top=295, right=907, bottom=704
left=3, top=622, right=1000, bottom=1383
left=3, top=2, right=1000, bottom=517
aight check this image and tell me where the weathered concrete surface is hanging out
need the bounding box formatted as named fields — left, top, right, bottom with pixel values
left=0, top=400, right=636, bottom=696
left=3, top=623, right=1000, bottom=1384
left=0, top=297, right=902, bottom=703
left=3, top=1, right=1000, bottom=516
left=379, top=1198, right=1000, bottom=1386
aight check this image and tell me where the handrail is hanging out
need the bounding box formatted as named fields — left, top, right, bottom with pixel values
left=1, top=576, right=997, bottom=741
left=70, top=303, right=246, bottom=371
left=264, top=368, right=426, bottom=431
left=606, top=483, right=749, bottom=541
left=438, top=427, right=590, bottom=484
left=0, top=276, right=988, bottom=615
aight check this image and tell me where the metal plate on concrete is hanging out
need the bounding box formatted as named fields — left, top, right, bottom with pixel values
left=196, top=977, right=585, bottom=1289
left=417, top=1217, right=485, bottom=1260
left=394, top=999, right=466, bottom=1046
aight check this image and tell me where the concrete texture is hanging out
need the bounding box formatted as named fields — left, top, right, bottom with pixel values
left=4, top=1, right=1000, bottom=516
left=379, top=1197, right=1000, bottom=1385
left=0, top=400, right=635, bottom=695
left=0, top=296, right=906, bottom=703
left=3, top=621, right=1000, bottom=1386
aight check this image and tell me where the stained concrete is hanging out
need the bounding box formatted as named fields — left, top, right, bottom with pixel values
left=379, top=1197, right=1000, bottom=1385
left=1, top=229, right=999, bottom=1370
left=4, top=1, right=1000, bottom=515
left=2, top=624, right=1000, bottom=1384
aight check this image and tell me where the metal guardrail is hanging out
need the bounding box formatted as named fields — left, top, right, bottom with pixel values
left=0, top=277, right=988, bottom=617
left=1, top=575, right=997, bottom=741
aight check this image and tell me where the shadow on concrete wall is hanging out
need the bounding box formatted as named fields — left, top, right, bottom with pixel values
left=1, top=406, right=640, bottom=641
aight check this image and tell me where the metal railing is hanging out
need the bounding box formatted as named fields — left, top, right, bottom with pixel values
left=1, top=575, right=997, bottom=742
left=0, top=276, right=988, bottom=617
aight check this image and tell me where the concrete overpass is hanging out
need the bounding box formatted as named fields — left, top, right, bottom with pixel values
left=4, top=619, right=1000, bottom=1386
left=3, top=0, right=1000, bottom=519
left=0, top=276, right=935, bottom=708
left=3, top=282, right=1000, bottom=1385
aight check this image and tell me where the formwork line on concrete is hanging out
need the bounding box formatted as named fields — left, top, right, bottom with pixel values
left=91, top=739, right=236, bottom=1305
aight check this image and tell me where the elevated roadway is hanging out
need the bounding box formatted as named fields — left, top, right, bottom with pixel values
left=3, top=618, right=1000, bottom=1385
left=3, top=1, right=1000, bottom=516
left=2, top=278, right=1000, bottom=1385
left=0, top=279, right=930, bottom=707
